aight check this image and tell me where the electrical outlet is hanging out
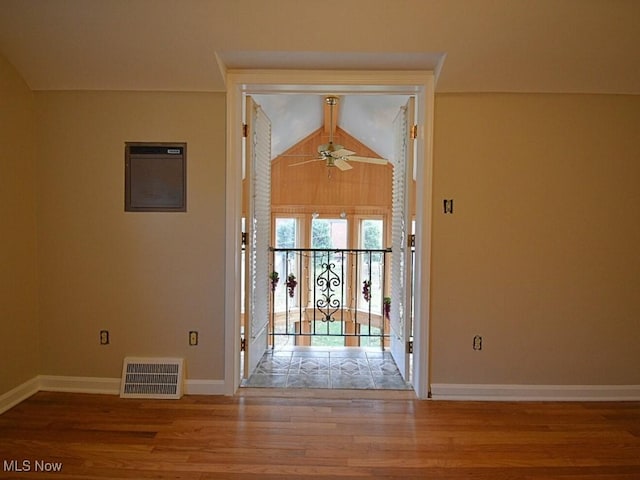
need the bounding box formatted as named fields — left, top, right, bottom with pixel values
left=473, top=335, right=482, bottom=351
left=99, top=330, right=110, bottom=345
left=189, top=331, right=198, bottom=346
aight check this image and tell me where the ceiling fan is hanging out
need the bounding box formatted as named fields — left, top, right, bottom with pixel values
left=289, top=96, right=388, bottom=171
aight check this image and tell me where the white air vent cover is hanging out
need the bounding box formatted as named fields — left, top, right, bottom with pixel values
left=120, top=357, right=184, bottom=399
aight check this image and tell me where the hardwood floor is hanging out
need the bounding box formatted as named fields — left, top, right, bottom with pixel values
left=1, top=392, right=639, bottom=479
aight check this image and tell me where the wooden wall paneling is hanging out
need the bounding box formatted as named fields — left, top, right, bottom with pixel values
left=272, top=127, right=393, bottom=213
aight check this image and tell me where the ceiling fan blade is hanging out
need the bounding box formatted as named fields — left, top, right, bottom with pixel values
left=333, top=158, right=353, bottom=171
left=330, top=148, right=355, bottom=158
left=289, top=158, right=323, bottom=167
left=344, top=155, right=388, bottom=165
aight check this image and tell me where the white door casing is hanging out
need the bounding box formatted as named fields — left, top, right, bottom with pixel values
left=225, top=70, right=434, bottom=398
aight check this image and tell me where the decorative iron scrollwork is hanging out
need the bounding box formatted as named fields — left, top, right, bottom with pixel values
left=315, top=254, right=342, bottom=322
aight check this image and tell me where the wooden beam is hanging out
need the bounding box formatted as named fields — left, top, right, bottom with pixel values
left=323, top=96, right=339, bottom=138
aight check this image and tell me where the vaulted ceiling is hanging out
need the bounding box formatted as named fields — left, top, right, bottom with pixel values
left=2, top=0, right=638, bottom=158
left=252, top=94, right=410, bottom=160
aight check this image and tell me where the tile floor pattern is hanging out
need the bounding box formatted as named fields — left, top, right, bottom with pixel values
left=243, top=348, right=412, bottom=390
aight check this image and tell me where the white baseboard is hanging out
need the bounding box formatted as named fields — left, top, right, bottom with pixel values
left=1, top=376, right=229, bottom=413
left=6, top=378, right=639, bottom=413
left=0, top=377, right=40, bottom=415
left=38, top=375, right=121, bottom=395
left=185, top=379, right=227, bottom=395
left=430, top=383, right=640, bottom=401
left=38, top=376, right=228, bottom=396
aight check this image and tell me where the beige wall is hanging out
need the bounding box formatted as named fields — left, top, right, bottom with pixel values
left=431, top=93, right=640, bottom=385
left=35, top=91, right=226, bottom=380
left=3, top=77, right=640, bottom=397
left=0, top=54, right=39, bottom=393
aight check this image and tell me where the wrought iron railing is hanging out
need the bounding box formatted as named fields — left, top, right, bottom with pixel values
left=269, top=248, right=391, bottom=347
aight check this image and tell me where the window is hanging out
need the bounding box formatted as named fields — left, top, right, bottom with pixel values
left=310, top=218, right=348, bottom=344
left=276, top=218, right=297, bottom=249
left=311, top=217, right=348, bottom=292
left=359, top=219, right=384, bottom=314
left=311, top=218, right=347, bottom=249
left=273, top=218, right=299, bottom=312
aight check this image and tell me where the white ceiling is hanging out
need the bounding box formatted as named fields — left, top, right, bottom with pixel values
left=1, top=0, right=638, bottom=159
left=251, top=94, right=323, bottom=159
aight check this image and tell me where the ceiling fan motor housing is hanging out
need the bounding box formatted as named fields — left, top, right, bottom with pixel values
left=318, top=142, right=344, bottom=155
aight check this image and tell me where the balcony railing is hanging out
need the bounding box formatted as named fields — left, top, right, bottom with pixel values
left=269, top=248, right=391, bottom=347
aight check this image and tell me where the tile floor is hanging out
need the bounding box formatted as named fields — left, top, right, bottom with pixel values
left=242, top=347, right=412, bottom=390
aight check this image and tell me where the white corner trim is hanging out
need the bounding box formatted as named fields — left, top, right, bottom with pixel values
left=38, top=375, right=121, bottom=395
left=184, top=379, right=227, bottom=395
left=0, top=377, right=40, bottom=415
left=430, top=383, right=640, bottom=401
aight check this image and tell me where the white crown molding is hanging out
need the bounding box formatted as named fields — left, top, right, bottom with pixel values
left=430, top=383, right=640, bottom=401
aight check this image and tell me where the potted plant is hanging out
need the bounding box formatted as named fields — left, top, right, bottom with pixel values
left=383, top=296, right=391, bottom=319
left=269, top=271, right=279, bottom=291
left=286, top=273, right=297, bottom=298
left=362, top=280, right=371, bottom=302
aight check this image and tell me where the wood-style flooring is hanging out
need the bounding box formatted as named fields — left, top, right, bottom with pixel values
left=1, top=392, right=639, bottom=479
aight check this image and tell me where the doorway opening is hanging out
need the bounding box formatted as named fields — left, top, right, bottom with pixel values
left=225, top=71, right=434, bottom=399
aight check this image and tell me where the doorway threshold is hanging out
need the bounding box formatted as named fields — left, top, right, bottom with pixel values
left=240, top=346, right=413, bottom=397
left=237, top=386, right=416, bottom=400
